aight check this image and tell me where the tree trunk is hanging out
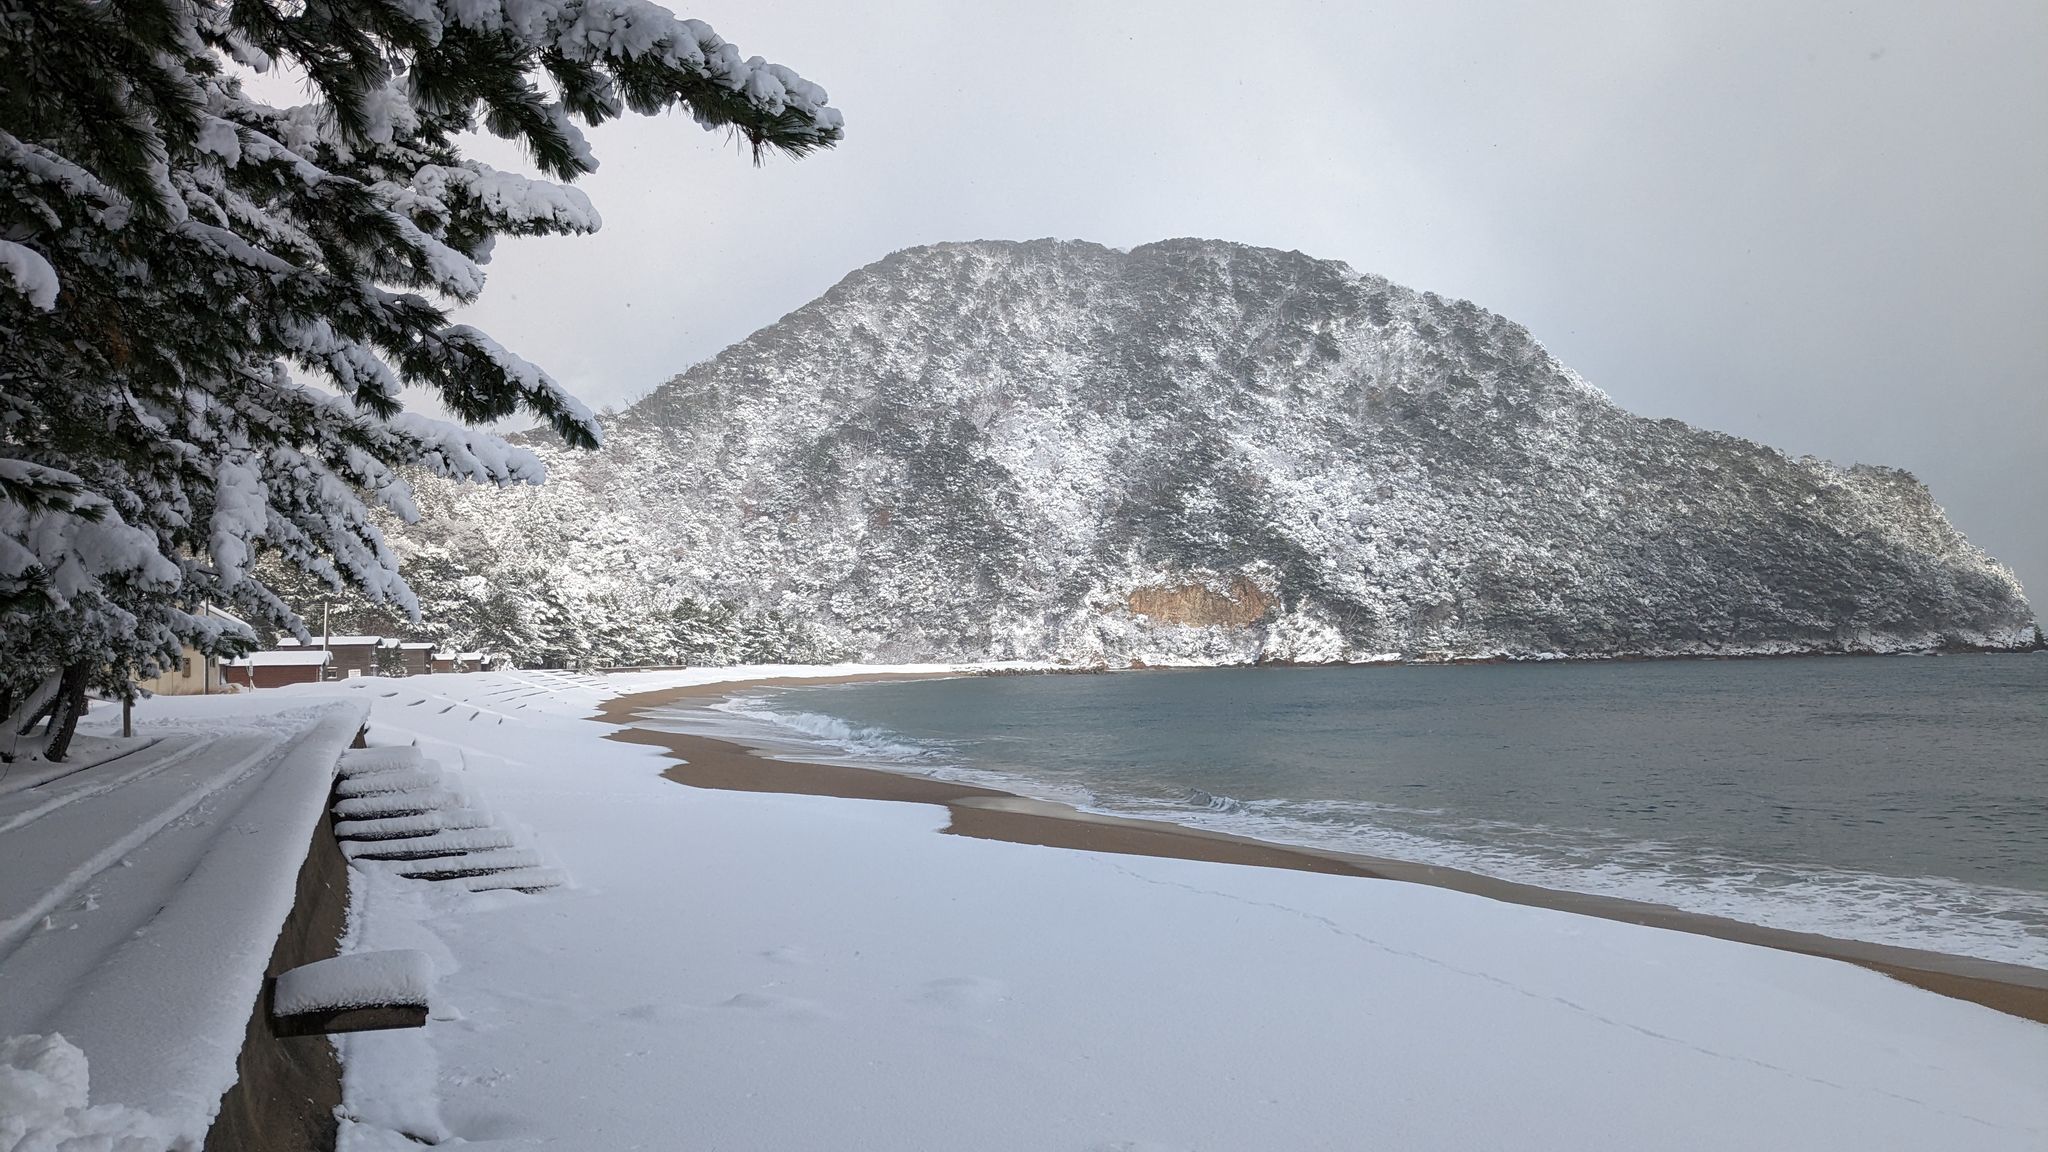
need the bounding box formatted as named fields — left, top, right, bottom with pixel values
left=16, top=682, right=63, bottom=735
left=42, top=662, right=92, bottom=763
left=2, top=672, right=63, bottom=761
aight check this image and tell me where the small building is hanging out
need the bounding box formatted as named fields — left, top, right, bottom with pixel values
left=396, top=642, right=435, bottom=676
left=278, top=635, right=383, bottom=679
left=135, top=604, right=252, bottom=696
left=456, top=652, right=485, bottom=674
left=222, top=649, right=332, bottom=689
left=430, top=651, right=458, bottom=675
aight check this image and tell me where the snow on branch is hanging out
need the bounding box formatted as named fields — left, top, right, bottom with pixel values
left=426, top=326, right=604, bottom=448
left=0, top=460, right=104, bottom=518
left=385, top=413, right=549, bottom=487
left=1, top=499, right=182, bottom=610
left=432, top=1, right=842, bottom=140
left=407, top=163, right=602, bottom=239
left=0, top=240, right=59, bottom=310
left=283, top=319, right=406, bottom=405
left=210, top=459, right=270, bottom=588
left=0, top=130, right=134, bottom=228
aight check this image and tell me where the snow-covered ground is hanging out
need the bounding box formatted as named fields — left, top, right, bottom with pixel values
left=1, top=700, right=365, bottom=1150
left=30, top=667, right=2048, bottom=1150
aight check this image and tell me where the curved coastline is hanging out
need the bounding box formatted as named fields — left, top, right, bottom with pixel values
left=595, top=671, right=2048, bottom=1026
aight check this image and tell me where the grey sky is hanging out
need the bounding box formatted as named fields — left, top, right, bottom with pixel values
left=451, top=0, right=2048, bottom=601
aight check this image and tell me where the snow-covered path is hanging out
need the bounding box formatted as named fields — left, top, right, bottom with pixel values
left=0, top=733, right=281, bottom=963
left=2, top=700, right=365, bottom=1147
left=139, top=672, right=2048, bottom=1151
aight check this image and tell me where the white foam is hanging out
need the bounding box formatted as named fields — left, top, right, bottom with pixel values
left=709, top=697, right=948, bottom=764
left=1104, top=794, right=2048, bottom=968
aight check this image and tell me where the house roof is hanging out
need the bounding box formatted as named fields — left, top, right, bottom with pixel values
left=276, top=635, right=382, bottom=648
left=398, top=642, right=436, bottom=650
left=203, top=603, right=252, bottom=631
left=225, top=649, right=333, bottom=667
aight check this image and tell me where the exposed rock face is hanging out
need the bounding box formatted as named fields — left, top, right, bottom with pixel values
left=1128, top=578, right=1271, bottom=628
left=398, top=238, right=2036, bottom=665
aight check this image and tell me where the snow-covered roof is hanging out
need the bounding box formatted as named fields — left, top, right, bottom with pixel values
left=277, top=635, right=382, bottom=648
left=202, top=603, right=252, bottom=630
left=398, top=642, right=436, bottom=651
left=457, top=652, right=484, bottom=660
left=432, top=651, right=459, bottom=661
left=225, top=650, right=332, bottom=667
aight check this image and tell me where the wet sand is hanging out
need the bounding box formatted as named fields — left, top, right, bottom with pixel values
left=596, top=673, right=2048, bottom=1026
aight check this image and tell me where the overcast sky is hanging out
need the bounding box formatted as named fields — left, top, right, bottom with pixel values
left=450, top=0, right=2047, bottom=599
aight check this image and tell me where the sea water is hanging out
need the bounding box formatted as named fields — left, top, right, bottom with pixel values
left=652, top=656, right=2048, bottom=967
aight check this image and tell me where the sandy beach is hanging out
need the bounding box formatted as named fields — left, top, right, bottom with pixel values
left=601, top=671, right=2048, bottom=1026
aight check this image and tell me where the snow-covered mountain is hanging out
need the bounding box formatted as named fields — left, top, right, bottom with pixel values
left=395, top=238, right=2037, bottom=666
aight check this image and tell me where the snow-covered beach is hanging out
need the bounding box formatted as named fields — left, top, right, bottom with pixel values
left=35, top=666, right=2033, bottom=1151
left=611, top=670, right=2048, bottom=1023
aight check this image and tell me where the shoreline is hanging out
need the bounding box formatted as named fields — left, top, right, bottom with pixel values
left=596, top=671, right=2048, bottom=1026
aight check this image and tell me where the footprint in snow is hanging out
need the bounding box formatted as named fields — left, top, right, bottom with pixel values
left=618, top=1003, right=685, bottom=1024
left=758, top=945, right=811, bottom=965
left=919, top=976, right=1009, bottom=1010
left=719, top=991, right=830, bottom=1019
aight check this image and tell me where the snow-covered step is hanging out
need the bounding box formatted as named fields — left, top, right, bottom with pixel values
left=342, top=828, right=517, bottom=861
left=334, top=767, right=440, bottom=797
left=333, top=789, right=460, bottom=820
left=272, top=949, right=431, bottom=1036
left=389, top=849, right=542, bottom=880
left=333, top=808, right=494, bottom=841
left=460, top=868, right=566, bottom=894
left=334, top=746, right=426, bottom=779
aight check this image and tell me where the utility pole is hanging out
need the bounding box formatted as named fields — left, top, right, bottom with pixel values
left=321, top=599, right=332, bottom=682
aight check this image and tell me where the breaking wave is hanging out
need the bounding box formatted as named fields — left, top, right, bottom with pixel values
left=708, top=697, right=948, bottom=765
left=1184, top=788, right=1252, bottom=815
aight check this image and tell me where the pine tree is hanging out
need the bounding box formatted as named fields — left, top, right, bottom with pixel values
left=0, top=0, right=839, bottom=756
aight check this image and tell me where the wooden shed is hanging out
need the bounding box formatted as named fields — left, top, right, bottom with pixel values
left=396, top=642, right=435, bottom=676
left=276, top=635, right=382, bottom=679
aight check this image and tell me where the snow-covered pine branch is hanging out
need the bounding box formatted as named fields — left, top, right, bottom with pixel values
left=0, top=0, right=839, bottom=755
